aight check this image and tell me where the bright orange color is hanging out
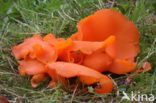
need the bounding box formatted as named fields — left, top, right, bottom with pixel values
left=81, top=36, right=116, bottom=72
left=71, top=9, right=140, bottom=74
left=109, top=59, right=136, bottom=74
left=18, top=58, right=46, bottom=75
left=46, top=62, right=113, bottom=94
left=54, top=38, right=73, bottom=62
left=72, top=35, right=116, bottom=57
left=83, top=52, right=112, bottom=72
left=12, top=9, right=151, bottom=94
left=13, top=34, right=57, bottom=64
left=31, top=74, right=47, bottom=88
left=44, top=33, right=65, bottom=46
left=43, top=33, right=58, bottom=45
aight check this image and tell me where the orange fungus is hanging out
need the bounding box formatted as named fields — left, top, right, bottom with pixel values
left=71, top=9, right=140, bottom=74
left=12, top=9, right=151, bottom=94
left=46, top=62, right=113, bottom=94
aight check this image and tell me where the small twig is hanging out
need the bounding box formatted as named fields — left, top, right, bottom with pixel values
left=0, top=72, right=19, bottom=76
left=108, top=74, right=119, bottom=97
left=7, top=59, right=16, bottom=73
left=0, top=85, right=20, bottom=97
left=14, top=86, right=45, bottom=96
left=70, top=84, right=78, bottom=103
left=151, top=68, right=156, bottom=94
left=61, top=9, right=78, bottom=21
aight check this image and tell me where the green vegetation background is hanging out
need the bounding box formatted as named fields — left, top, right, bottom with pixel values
left=0, top=0, right=156, bottom=102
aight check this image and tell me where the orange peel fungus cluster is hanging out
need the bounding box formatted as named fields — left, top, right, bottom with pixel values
left=13, top=9, right=151, bottom=94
